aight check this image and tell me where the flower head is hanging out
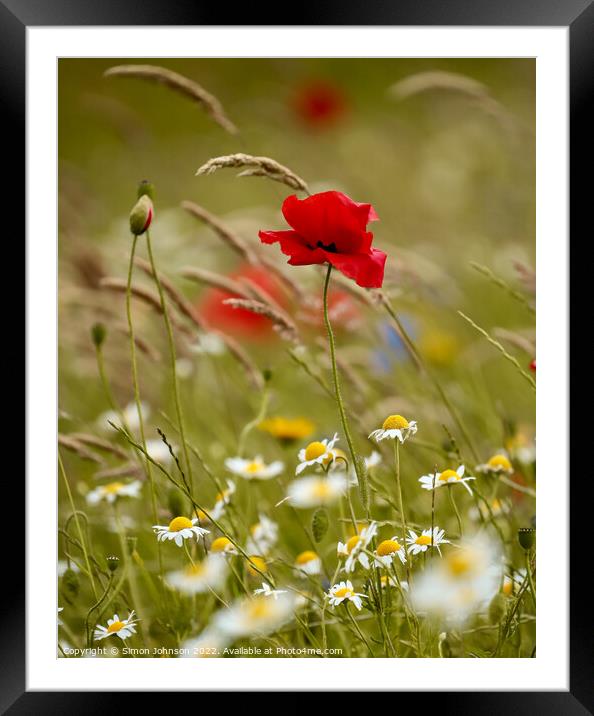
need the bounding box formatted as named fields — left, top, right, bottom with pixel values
left=214, top=593, right=295, bottom=638
left=258, top=416, right=315, bottom=443
left=224, top=455, right=284, bottom=481
left=210, top=536, right=238, bottom=556
left=369, top=415, right=417, bottom=443
left=418, top=465, right=475, bottom=495
left=373, top=537, right=407, bottom=568
left=259, top=191, right=386, bottom=289
left=94, top=611, right=139, bottom=641
left=406, top=527, right=450, bottom=556
left=294, top=550, right=322, bottom=576
left=86, top=480, right=141, bottom=505
left=476, top=453, right=514, bottom=475
left=296, top=433, right=339, bottom=474
left=337, top=522, right=378, bottom=572
left=245, top=514, right=279, bottom=555
left=152, top=516, right=209, bottom=547
left=286, top=473, right=347, bottom=509
left=166, top=555, right=228, bottom=595
left=292, top=79, right=347, bottom=129
left=326, top=580, right=367, bottom=611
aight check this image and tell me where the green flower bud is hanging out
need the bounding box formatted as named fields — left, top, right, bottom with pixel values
left=167, top=488, right=185, bottom=518
left=129, top=195, right=153, bottom=236
left=137, top=180, right=155, bottom=200
left=91, top=322, right=107, bottom=348
left=262, top=367, right=273, bottom=383
left=488, top=592, right=507, bottom=623
left=518, top=527, right=535, bottom=551
left=61, top=568, right=80, bottom=600
left=106, top=555, right=120, bottom=573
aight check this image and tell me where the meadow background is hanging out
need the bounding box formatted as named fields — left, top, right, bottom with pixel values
left=58, top=58, right=536, bottom=658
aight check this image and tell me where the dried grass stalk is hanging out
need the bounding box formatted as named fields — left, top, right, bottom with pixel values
left=223, top=298, right=300, bottom=343
left=58, top=434, right=104, bottom=464
left=99, top=277, right=193, bottom=337
left=69, top=433, right=130, bottom=460
left=181, top=266, right=254, bottom=299
left=133, top=256, right=206, bottom=330
left=181, top=200, right=259, bottom=264
left=213, top=331, right=264, bottom=391
left=104, top=64, right=238, bottom=135
left=95, top=462, right=143, bottom=480
left=196, top=153, right=309, bottom=193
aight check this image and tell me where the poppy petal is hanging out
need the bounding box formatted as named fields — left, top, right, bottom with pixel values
left=323, top=247, right=387, bottom=288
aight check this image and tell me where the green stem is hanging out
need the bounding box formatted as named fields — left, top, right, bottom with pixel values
left=145, top=230, right=194, bottom=493
left=448, top=486, right=463, bottom=537
left=345, top=603, right=375, bottom=657
left=322, top=265, right=366, bottom=513
left=393, top=440, right=410, bottom=581
left=237, top=386, right=269, bottom=456
left=58, top=452, right=98, bottom=599
left=525, top=551, right=536, bottom=608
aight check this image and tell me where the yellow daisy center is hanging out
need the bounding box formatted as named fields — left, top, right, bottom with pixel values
left=382, top=415, right=409, bottom=430
left=502, top=579, right=513, bottom=596
left=247, top=555, right=267, bottom=577
left=305, top=441, right=327, bottom=461
left=214, top=490, right=229, bottom=503
left=185, top=563, right=206, bottom=577
left=107, top=620, right=125, bottom=633
left=103, top=482, right=124, bottom=494
left=345, top=535, right=361, bottom=554
left=416, top=535, right=432, bottom=546
left=211, top=537, right=232, bottom=552
left=246, top=461, right=264, bottom=474
left=168, top=516, right=193, bottom=532
left=296, top=550, right=318, bottom=565
left=439, top=469, right=460, bottom=482
left=249, top=523, right=261, bottom=535
left=488, top=454, right=512, bottom=471
left=377, top=539, right=401, bottom=556
left=194, top=508, right=209, bottom=522
left=334, top=587, right=353, bottom=599
left=446, top=551, right=476, bottom=576
left=247, top=598, right=273, bottom=619
left=312, top=480, right=331, bottom=498
left=259, top=417, right=314, bottom=440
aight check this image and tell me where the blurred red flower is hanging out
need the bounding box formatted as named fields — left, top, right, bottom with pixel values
left=198, top=265, right=286, bottom=340
left=529, top=358, right=536, bottom=372
left=292, top=80, right=347, bottom=129
left=258, top=191, right=386, bottom=289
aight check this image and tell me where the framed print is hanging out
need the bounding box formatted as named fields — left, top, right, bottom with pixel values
left=9, top=0, right=591, bottom=708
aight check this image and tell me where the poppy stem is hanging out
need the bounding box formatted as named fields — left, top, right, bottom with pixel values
left=322, top=265, right=367, bottom=517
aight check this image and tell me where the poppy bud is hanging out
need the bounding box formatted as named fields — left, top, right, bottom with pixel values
left=518, top=527, right=535, bottom=551
left=137, top=179, right=155, bottom=200
left=106, top=555, right=120, bottom=573
left=129, top=195, right=153, bottom=236
left=262, top=367, right=273, bottom=383
left=91, top=322, right=107, bottom=348
left=167, top=488, right=185, bottom=518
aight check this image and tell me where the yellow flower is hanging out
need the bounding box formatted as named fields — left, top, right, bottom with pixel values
left=258, top=417, right=315, bottom=443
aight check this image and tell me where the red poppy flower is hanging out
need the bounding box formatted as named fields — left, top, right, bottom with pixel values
left=198, top=265, right=287, bottom=340
left=258, top=191, right=386, bottom=289
left=292, top=80, right=347, bottom=129
left=529, top=358, right=536, bottom=372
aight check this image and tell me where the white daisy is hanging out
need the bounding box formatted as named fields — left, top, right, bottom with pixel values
left=209, top=480, right=236, bottom=520
left=253, top=582, right=288, bottom=600
left=469, top=497, right=510, bottom=522
left=364, top=451, right=382, bottom=469
left=406, top=527, right=450, bottom=556
left=188, top=332, right=226, bottom=356
left=214, top=593, right=295, bottom=638
left=337, top=522, right=378, bottom=572
left=179, top=629, right=229, bottom=658
left=410, top=533, right=502, bottom=624
left=326, top=580, right=367, bottom=611
left=97, top=402, right=150, bottom=433
left=296, top=434, right=340, bottom=475
left=418, top=465, right=476, bottom=495
left=146, top=438, right=174, bottom=465
left=286, top=473, right=347, bottom=509
left=225, top=456, right=284, bottom=481
left=245, top=514, right=279, bottom=555
left=86, top=480, right=142, bottom=505
left=368, top=414, right=417, bottom=443
left=210, top=536, right=239, bottom=555
left=294, top=550, right=322, bottom=576
left=152, top=516, right=210, bottom=547
left=94, top=611, right=139, bottom=641
left=476, top=453, right=514, bottom=475
left=373, top=536, right=407, bottom=567
left=166, top=554, right=228, bottom=595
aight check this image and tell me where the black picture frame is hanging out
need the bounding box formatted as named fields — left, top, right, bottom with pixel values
left=9, top=0, right=591, bottom=710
